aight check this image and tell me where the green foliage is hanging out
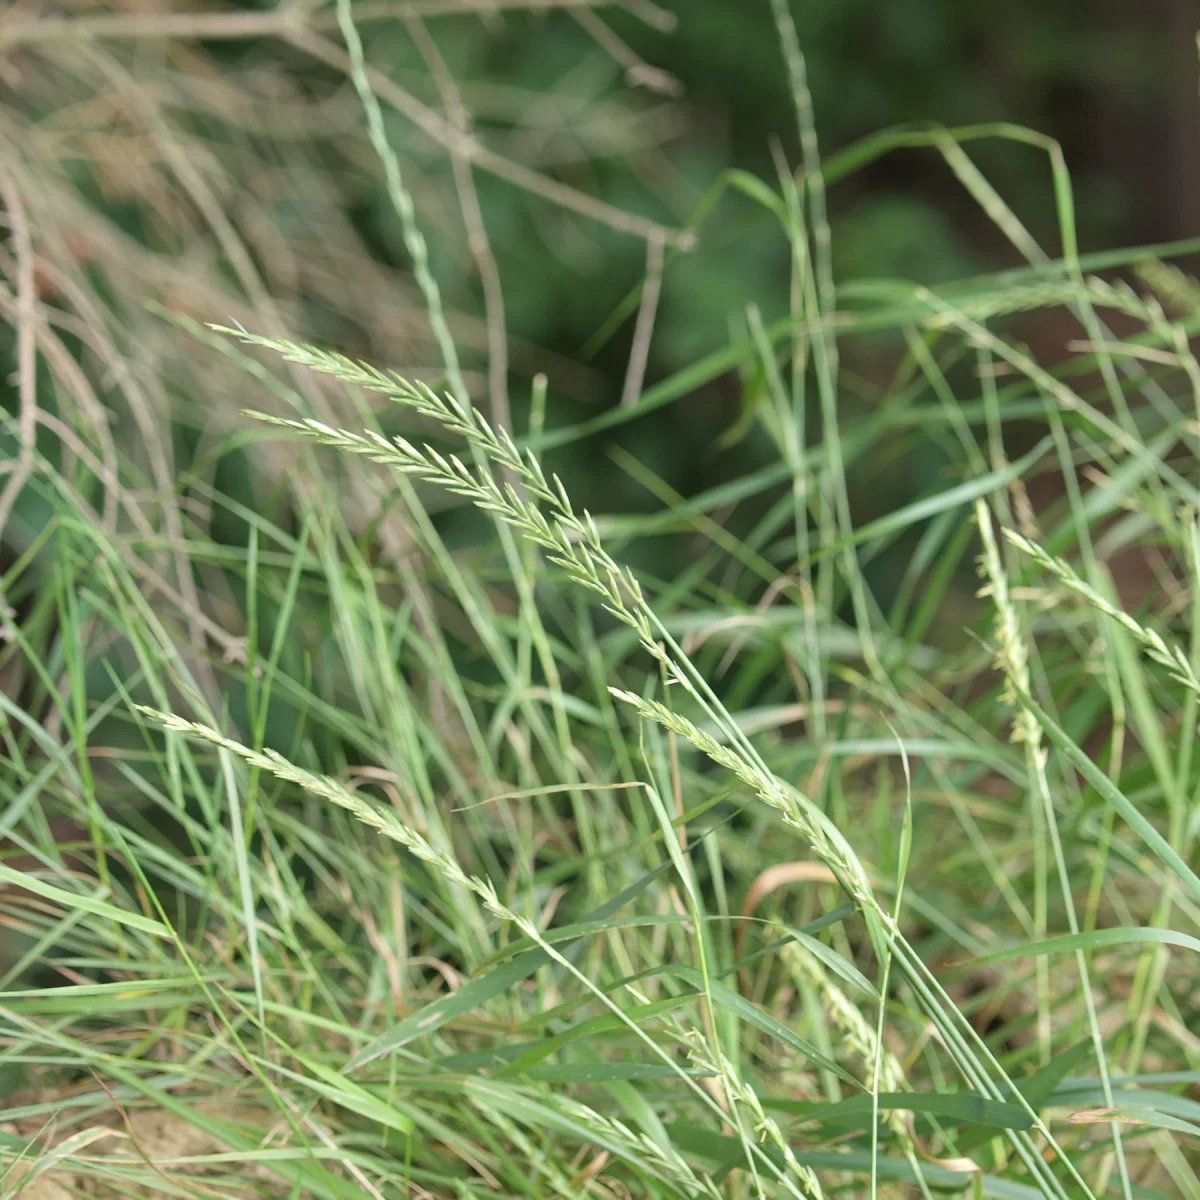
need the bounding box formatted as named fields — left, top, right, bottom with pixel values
left=1, top=2, right=1199, bottom=1198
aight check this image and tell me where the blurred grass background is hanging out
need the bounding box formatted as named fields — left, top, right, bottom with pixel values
left=4, top=0, right=1198, bottom=542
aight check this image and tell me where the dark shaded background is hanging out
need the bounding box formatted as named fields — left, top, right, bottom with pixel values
left=452, top=0, right=1200, bottom=587
left=388, top=0, right=1200, bottom=474
left=537, top=0, right=1200, bottom=371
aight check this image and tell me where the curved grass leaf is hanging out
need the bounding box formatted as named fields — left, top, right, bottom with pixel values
left=785, top=927, right=878, bottom=998
left=465, top=1079, right=694, bottom=1189
left=1016, top=1040, right=1094, bottom=1109
left=761, top=1089, right=1033, bottom=1131
left=1019, top=693, right=1200, bottom=906
left=292, top=1055, right=414, bottom=1136
left=345, top=950, right=550, bottom=1071
left=975, top=926, right=1200, bottom=965
left=1070, top=1107, right=1200, bottom=1140
left=809, top=436, right=1052, bottom=566
left=1050, top=1086, right=1200, bottom=1125
left=0, top=863, right=169, bottom=939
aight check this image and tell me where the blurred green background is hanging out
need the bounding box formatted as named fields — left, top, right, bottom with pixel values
left=2, top=0, right=1198, bottom=595
left=352, top=0, right=1200, bottom=606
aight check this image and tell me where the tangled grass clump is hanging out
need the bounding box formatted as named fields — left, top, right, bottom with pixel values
left=1, top=2, right=1199, bottom=1197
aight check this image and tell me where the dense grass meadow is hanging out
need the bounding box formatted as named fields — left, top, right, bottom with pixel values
left=1, top=2, right=1200, bottom=1196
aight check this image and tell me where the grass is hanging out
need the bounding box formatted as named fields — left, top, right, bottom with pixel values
left=1, top=2, right=1200, bottom=1197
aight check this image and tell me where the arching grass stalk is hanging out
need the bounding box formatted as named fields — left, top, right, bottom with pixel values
left=977, top=502, right=1132, bottom=1200
left=196, top=323, right=1103, bottom=1196
left=137, top=708, right=817, bottom=1200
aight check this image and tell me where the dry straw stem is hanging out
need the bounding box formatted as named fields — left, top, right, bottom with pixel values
left=0, top=0, right=673, bottom=47
left=620, top=229, right=666, bottom=408
left=405, top=14, right=510, bottom=429
left=569, top=6, right=683, bottom=95
left=0, top=169, right=38, bottom=537
left=0, top=1, right=692, bottom=252
left=288, top=26, right=694, bottom=249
